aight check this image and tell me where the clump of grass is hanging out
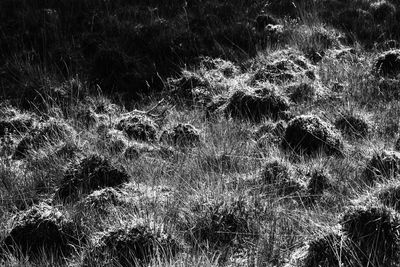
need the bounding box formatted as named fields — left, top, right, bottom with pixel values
left=54, top=154, right=130, bottom=203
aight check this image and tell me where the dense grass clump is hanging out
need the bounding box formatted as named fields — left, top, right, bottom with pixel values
left=364, top=150, right=400, bottom=183
left=116, top=114, right=158, bottom=142
left=303, top=233, right=351, bottom=267
left=55, top=154, right=130, bottom=202
left=160, top=123, right=201, bottom=147
left=282, top=115, right=344, bottom=156
left=341, top=206, right=400, bottom=266
left=373, top=50, right=400, bottom=77
left=179, top=199, right=256, bottom=250
left=307, top=169, right=332, bottom=198
left=2, top=203, right=84, bottom=260
left=83, top=223, right=180, bottom=267
left=335, top=113, right=371, bottom=138
left=225, top=86, right=291, bottom=122
left=13, top=119, right=75, bottom=159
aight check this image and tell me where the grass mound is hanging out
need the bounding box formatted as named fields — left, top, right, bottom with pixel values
left=282, top=115, right=344, bottom=156
left=369, top=0, right=396, bottom=23
left=0, top=111, right=36, bottom=137
left=55, top=154, right=130, bottom=202
left=364, top=150, right=400, bottom=183
left=334, top=113, right=371, bottom=138
left=377, top=184, right=400, bottom=212
left=254, top=120, right=286, bottom=147
left=224, top=86, right=290, bottom=122
left=160, top=123, right=201, bottom=147
left=76, top=187, right=124, bottom=213
left=260, top=159, right=304, bottom=196
left=2, top=203, right=83, bottom=260
left=285, top=82, right=318, bottom=103
left=124, top=146, right=140, bottom=160
left=303, top=233, right=351, bottom=267
left=13, top=119, right=75, bottom=159
left=180, top=199, right=256, bottom=249
left=341, top=206, right=400, bottom=266
left=116, top=114, right=157, bottom=142
left=168, top=70, right=211, bottom=104
left=373, top=50, right=400, bottom=77
left=83, top=222, right=180, bottom=267
left=307, top=169, right=332, bottom=199
left=250, top=49, right=316, bottom=86
left=100, top=129, right=129, bottom=154
left=255, top=14, right=279, bottom=31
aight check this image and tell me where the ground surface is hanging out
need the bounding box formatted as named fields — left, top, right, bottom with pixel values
left=2, top=0, right=400, bottom=266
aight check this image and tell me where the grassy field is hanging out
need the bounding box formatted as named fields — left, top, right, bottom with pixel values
left=2, top=0, right=400, bottom=266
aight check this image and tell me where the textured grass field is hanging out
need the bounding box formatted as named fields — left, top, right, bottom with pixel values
left=2, top=0, right=400, bottom=266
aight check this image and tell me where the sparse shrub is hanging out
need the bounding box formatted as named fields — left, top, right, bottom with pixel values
left=2, top=203, right=84, bottom=260
left=303, top=233, right=351, bottom=267
left=13, top=119, right=75, bottom=159
left=224, top=87, right=290, bottom=122
left=373, top=50, right=400, bottom=77
left=116, top=114, right=157, bottom=142
left=335, top=113, right=371, bottom=138
left=55, top=154, right=130, bottom=202
left=341, top=206, right=400, bottom=266
left=83, top=223, right=180, bottom=267
left=282, top=115, right=344, bottom=156
left=364, top=150, right=400, bottom=183
left=160, top=123, right=200, bottom=147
